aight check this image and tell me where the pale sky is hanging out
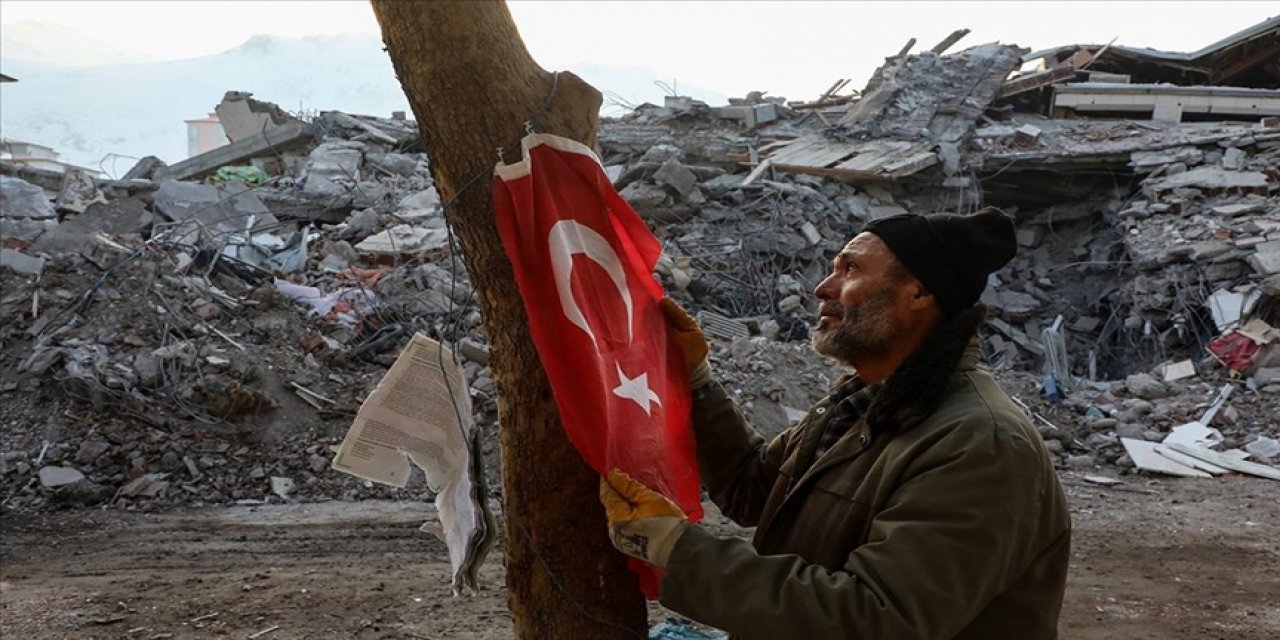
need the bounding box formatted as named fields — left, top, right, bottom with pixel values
left=1, top=1, right=1276, bottom=100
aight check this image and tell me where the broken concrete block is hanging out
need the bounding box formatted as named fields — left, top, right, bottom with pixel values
left=1212, top=202, right=1265, bottom=216
left=38, top=465, right=86, bottom=488
left=398, top=187, right=440, bottom=214
left=154, top=181, right=278, bottom=235
left=1130, top=146, right=1203, bottom=169
left=671, top=267, right=692, bottom=291
left=1191, top=241, right=1231, bottom=261
left=354, top=224, right=449, bottom=256
left=1146, top=167, right=1269, bottom=193
left=1125, top=373, right=1169, bottom=400
left=653, top=159, right=698, bottom=196
left=215, top=91, right=299, bottom=143
left=983, top=290, right=1041, bottom=320
left=271, top=476, right=296, bottom=500
left=1160, top=360, right=1196, bottom=381
left=0, top=175, right=56, bottom=219
left=1248, top=240, right=1280, bottom=275
left=32, top=197, right=154, bottom=254
left=0, top=217, right=57, bottom=242
left=54, top=169, right=105, bottom=214
left=777, top=295, right=802, bottom=314
left=620, top=181, right=668, bottom=209
left=366, top=151, right=421, bottom=177
left=122, top=155, right=167, bottom=181
left=800, top=221, right=822, bottom=247
left=1014, top=124, right=1041, bottom=144
left=1254, top=368, right=1280, bottom=386
left=1221, top=147, right=1247, bottom=171
left=0, top=248, right=46, bottom=276
left=641, top=144, right=682, bottom=164
left=302, top=140, right=365, bottom=199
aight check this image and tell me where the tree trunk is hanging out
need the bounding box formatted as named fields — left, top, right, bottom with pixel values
left=370, top=2, right=646, bottom=638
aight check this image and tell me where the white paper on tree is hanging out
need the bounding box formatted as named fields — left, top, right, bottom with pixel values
left=332, top=332, right=490, bottom=594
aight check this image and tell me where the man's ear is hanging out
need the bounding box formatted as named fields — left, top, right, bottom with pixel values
left=907, top=280, right=935, bottom=311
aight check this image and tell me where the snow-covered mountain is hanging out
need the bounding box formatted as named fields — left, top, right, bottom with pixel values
left=0, top=33, right=725, bottom=175
left=0, top=20, right=157, bottom=67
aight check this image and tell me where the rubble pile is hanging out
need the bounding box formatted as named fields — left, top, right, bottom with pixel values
left=4, top=20, right=1280, bottom=511
left=1, top=98, right=499, bottom=512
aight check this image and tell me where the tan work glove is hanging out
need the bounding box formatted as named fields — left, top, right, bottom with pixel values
left=659, top=298, right=712, bottom=389
left=599, top=469, right=689, bottom=568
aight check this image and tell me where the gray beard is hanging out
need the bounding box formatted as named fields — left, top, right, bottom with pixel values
left=811, top=290, right=897, bottom=366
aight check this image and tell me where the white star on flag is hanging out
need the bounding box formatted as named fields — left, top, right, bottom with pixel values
left=612, top=363, right=662, bottom=416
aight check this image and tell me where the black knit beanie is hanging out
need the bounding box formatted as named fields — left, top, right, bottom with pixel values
left=862, top=208, right=1017, bottom=318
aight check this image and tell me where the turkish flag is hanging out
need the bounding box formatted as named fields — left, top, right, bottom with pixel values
left=493, top=133, right=702, bottom=597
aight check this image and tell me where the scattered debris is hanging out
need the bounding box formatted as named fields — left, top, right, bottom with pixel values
left=4, top=17, right=1280, bottom=516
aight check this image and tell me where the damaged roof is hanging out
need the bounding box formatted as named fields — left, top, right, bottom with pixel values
left=1023, top=15, right=1280, bottom=87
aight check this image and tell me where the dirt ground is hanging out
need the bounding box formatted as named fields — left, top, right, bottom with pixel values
left=2, top=473, right=1277, bottom=639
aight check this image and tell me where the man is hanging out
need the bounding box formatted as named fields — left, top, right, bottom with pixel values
left=600, top=208, right=1071, bottom=639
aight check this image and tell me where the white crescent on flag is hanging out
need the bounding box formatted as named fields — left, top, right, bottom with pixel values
left=546, top=219, right=660, bottom=415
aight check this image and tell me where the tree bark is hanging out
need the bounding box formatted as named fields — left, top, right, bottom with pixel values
left=370, top=2, right=646, bottom=638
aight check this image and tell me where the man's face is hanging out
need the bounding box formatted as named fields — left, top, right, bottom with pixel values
left=811, top=233, right=913, bottom=366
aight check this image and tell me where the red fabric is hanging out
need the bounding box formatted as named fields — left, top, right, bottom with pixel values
left=1207, top=331, right=1260, bottom=373
left=493, top=135, right=702, bottom=597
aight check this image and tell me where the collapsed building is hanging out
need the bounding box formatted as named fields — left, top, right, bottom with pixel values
left=2, top=18, right=1279, bottom=511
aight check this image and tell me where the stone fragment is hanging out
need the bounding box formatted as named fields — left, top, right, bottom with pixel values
left=55, top=169, right=105, bottom=214
left=38, top=465, right=85, bottom=488
left=1, top=217, right=57, bottom=242
left=1160, top=360, right=1196, bottom=381
left=32, top=197, right=155, bottom=255
left=1190, top=241, right=1230, bottom=261
left=1213, top=202, right=1264, bottom=217
left=0, top=175, right=56, bottom=219
left=1125, top=373, right=1169, bottom=400
left=75, top=438, right=110, bottom=465
left=777, top=295, right=802, bottom=314
left=1253, top=368, right=1280, bottom=386
left=1014, top=124, right=1041, bottom=144
left=354, top=224, right=449, bottom=256
left=271, top=476, right=296, bottom=500
left=653, top=158, right=698, bottom=196
left=1247, top=240, right=1280, bottom=275
left=1221, top=147, right=1246, bottom=171
left=619, top=181, right=668, bottom=208
left=301, top=141, right=365, bottom=198
left=368, top=152, right=421, bottom=177
left=117, top=474, right=170, bottom=498
left=800, top=222, right=822, bottom=247
left=0, top=248, right=45, bottom=276
left=398, top=187, right=440, bottom=213
left=309, top=454, right=329, bottom=474
left=154, top=181, right=277, bottom=234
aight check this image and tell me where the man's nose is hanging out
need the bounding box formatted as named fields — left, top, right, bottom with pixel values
left=814, top=273, right=836, bottom=300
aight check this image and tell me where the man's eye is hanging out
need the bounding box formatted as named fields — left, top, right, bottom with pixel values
left=844, top=264, right=857, bottom=273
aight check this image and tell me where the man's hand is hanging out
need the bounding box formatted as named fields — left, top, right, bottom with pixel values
left=599, top=469, right=688, bottom=568
left=659, top=298, right=711, bottom=388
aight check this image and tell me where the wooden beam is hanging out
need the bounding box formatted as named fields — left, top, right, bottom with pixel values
left=1211, top=41, right=1280, bottom=84
left=931, top=29, right=971, bottom=55
left=153, top=121, right=315, bottom=182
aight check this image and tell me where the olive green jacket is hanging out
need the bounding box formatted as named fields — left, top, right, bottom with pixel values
left=661, top=308, right=1071, bottom=640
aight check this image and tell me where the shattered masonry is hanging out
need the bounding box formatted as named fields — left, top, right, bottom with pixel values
left=3, top=19, right=1280, bottom=510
